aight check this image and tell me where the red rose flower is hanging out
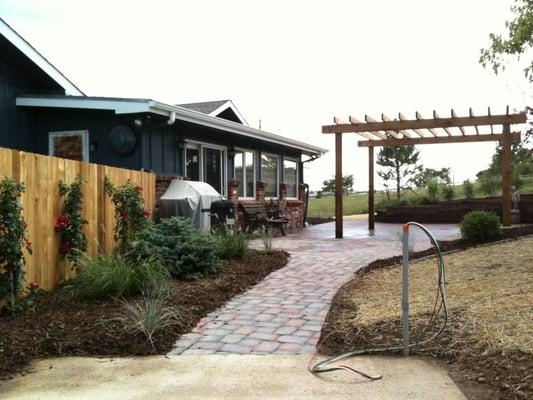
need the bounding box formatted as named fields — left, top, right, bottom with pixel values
left=25, top=240, right=32, bottom=248
left=134, top=185, right=143, bottom=192
left=120, top=210, right=128, bottom=218
left=142, top=209, right=151, bottom=217
left=55, top=215, right=70, bottom=231
left=29, top=282, right=39, bottom=290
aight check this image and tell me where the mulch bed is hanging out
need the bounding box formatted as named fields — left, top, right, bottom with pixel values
left=0, top=249, right=289, bottom=380
left=318, top=236, right=533, bottom=400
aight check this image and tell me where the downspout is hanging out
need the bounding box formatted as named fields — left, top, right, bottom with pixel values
left=167, top=111, right=176, bottom=125
left=300, top=153, right=323, bottom=226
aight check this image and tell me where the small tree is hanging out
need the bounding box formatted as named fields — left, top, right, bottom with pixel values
left=0, top=178, right=32, bottom=311
left=57, top=177, right=88, bottom=266
left=463, top=179, right=475, bottom=199
left=377, top=145, right=422, bottom=200
left=321, top=174, right=355, bottom=195
left=479, top=0, right=533, bottom=82
left=413, top=167, right=451, bottom=188
left=104, top=177, right=151, bottom=252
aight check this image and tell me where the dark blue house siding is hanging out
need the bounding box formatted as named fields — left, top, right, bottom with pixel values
left=14, top=107, right=304, bottom=186
left=0, top=35, right=62, bottom=152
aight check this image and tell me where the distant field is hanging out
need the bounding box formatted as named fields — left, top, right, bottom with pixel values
left=307, top=176, right=533, bottom=218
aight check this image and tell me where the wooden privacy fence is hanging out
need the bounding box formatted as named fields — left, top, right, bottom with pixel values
left=0, top=147, right=156, bottom=291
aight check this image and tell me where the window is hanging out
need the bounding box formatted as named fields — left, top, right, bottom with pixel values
left=184, top=141, right=226, bottom=196
left=49, top=130, right=89, bottom=161
left=283, top=159, right=299, bottom=198
left=261, top=153, right=279, bottom=198
left=234, top=150, right=255, bottom=198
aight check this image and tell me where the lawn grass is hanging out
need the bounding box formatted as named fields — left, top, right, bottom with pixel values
left=308, top=176, right=533, bottom=218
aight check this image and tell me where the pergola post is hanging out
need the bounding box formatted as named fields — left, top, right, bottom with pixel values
left=502, top=123, right=512, bottom=227
left=368, top=146, right=375, bottom=231
left=335, top=133, right=343, bottom=238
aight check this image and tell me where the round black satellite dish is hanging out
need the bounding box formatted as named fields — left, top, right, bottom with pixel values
left=109, top=125, right=136, bottom=156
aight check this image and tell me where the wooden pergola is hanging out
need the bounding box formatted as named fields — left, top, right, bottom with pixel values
left=322, top=108, right=527, bottom=238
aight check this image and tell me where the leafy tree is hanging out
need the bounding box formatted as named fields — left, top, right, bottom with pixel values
left=413, top=167, right=451, bottom=188
left=479, top=0, right=533, bottom=81
left=463, top=179, right=475, bottom=199
left=377, top=145, right=422, bottom=200
left=321, top=174, right=354, bottom=195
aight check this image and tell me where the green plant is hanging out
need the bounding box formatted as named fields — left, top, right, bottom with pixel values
left=125, top=217, right=222, bottom=280
left=104, top=177, right=151, bottom=252
left=459, top=210, right=502, bottom=243
left=463, top=180, right=475, bottom=199
left=479, top=172, right=500, bottom=196
left=259, top=226, right=273, bottom=252
left=117, top=287, right=183, bottom=347
left=213, top=228, right=250, bottom=259
left=57, top=177, right=87, bottom=266
left=441, top=185, right=455, bottom=201
left=67, top=253, right=169, bottom=299
left=0, top=178, right=32, bottom=312
left=426, top=180, right=439, bottom=203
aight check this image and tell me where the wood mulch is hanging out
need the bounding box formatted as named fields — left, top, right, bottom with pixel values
left=0, top=250, right=289, bottom=380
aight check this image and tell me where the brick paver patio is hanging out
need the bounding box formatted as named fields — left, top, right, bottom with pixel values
left=169, top=220, right=459, bottom=355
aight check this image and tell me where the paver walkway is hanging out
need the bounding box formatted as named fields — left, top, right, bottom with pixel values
left=170, top=220, right=459, bottom=355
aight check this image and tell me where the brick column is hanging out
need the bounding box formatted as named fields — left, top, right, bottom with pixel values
left=256, top=182, right=266, bottom=202
left=298, top=183, right=307, bottom=201
left=156, top=175, right=180, bottom=201
left=228, top=179, right=239, bottom=206
left=279, top=182, right=287, bottom=203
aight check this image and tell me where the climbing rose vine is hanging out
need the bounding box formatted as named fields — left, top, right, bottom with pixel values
left=57, top=177, right=88, bottom=266
left=104, top=177, right=151, bottom=252
left=0, top=178, right=32, bottom=311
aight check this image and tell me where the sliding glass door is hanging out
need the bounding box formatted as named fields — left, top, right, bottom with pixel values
left=184, top=141, right=226, bottom=196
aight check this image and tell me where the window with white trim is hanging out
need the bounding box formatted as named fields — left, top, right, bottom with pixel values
left=234, top=150, right=255, bottom=198
left=261, top=153, right=279, bottom=198
left=184, top=141, right=227, bottom=196
left=48, top=130, right=89, bottom=162
left=283, top=159, right=299, bottom=198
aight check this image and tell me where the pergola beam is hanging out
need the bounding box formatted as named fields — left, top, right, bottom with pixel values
left=433, top=110, right=452, bottom=136
left=322, top=112, right=526, bottom=134
left=358, top=132, right=521, bottom=147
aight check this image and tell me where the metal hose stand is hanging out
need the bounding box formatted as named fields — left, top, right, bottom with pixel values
left=310, top=222, right=448, bottom=378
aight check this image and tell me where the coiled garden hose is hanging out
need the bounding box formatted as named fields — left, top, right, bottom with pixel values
left=309, top=222, right=448, bottom=380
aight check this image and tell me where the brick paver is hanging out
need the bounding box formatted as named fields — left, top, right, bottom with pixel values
left=169, top=220, right=459, bottom=355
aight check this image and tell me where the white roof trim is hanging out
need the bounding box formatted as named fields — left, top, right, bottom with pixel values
left=209, top=100, right=249, bottom=126
left=16, top=96, right=327, bottom=156
left=0, top=19, right=84, bottom=96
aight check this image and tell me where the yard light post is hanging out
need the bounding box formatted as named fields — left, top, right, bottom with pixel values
left=402, top=223, right=410, bottom=356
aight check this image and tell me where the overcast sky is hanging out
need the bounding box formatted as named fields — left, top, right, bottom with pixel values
left=1, top=0, right=531, bottom=191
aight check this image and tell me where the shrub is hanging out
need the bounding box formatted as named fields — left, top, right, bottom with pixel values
left=117, top=287, right=183, bottom=347
left=125, top=217, right=222, bottom=280
left=104, top=177, right=151, bottom=252
left=0, top=178, right=32, bottom=311
left=67, top=253, right=169, bottom=299
left=426, top=180, right=439, bottom=202
left=459, top=210, right=502, bottom=243
left=463, top=180, right=474, bottom=199
left=57, top=177, right=87, bottom=266
left=213, top=228, right=250, bottom=259
left=441, top=185, right=455, bottom=201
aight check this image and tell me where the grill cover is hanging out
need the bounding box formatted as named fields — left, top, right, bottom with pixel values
left=159, top=179, right=222, bottom=231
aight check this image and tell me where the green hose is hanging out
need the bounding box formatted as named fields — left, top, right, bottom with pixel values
left=310, top=222, right=448, bottom=378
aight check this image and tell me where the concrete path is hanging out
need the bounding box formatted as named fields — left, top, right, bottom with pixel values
left=171, top=220, right=459, bottom=355
left=0, top=355, right=467, bottom=400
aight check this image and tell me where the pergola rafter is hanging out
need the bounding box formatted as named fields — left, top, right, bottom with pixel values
left=323, top=108, right=528, bottom=238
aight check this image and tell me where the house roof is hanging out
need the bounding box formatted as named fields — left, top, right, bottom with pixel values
left=178, top=100, right=248, bottom=125
left=16, top=95, right=327, bottom=156
left=178, top=100, right=230, bottom=114
left=0, top=18, right=84, bottom=96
